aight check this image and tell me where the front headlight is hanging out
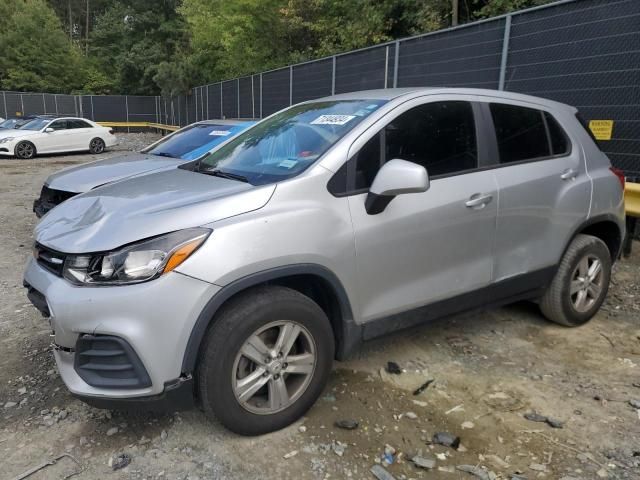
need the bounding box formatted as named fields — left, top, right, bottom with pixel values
left=0, top=137, right=15, bottom=144
left=62, top=228, right=211, bottom=286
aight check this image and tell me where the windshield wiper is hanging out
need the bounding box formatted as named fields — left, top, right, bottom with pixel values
left=152, top=152, right=178, bottom=158
left=201, top=169, right=250, bottom=183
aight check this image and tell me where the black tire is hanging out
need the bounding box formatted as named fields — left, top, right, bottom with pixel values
left=540, top=234, right=611, bottom=326
left=89, top=137, right=106, bottom=154
left=14, top=141, right=36, bottom=159
left=197, top=285, right=334, bottom=436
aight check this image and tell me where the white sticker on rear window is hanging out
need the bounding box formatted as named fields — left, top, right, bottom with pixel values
left=310, top=115, right=356, bottom=126
left=209, top=130, right=231, bottom=136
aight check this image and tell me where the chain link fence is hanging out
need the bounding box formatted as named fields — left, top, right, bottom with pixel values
left=1, top=0, right=638, bottom=175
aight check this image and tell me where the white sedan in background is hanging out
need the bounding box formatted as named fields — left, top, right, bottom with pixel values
left=0, top=116, right=117, bottom=159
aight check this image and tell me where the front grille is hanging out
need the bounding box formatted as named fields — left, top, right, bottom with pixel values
left=34, top=186, right=78, bottom=217
left=75, top=335, right=152, bottom=389
left=39, top=185, right=78, bottom=206
left=34, top=243, right=66, bottom=277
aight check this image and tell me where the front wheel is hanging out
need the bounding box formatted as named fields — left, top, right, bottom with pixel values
left=197, top=286, right=334, bottom=435
left=540, top=234, right=611, bottom=326
left=89, top=137, right=106, bottom=154
left=15, top=141, right=36, bottom=159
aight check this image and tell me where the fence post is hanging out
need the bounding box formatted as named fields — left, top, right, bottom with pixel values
left=91, top=96, right=95, bottom=120
left=251, top=76, right=255, bottom=119
left=206, top=86, right=210, bottom=120
left=54, top=95, right=59, bottom=115
left=237, top=79, right=241, bottom=118
left=20, top=94, right=24, bottom=116
left=42, top=93, right=46, bottom=114
left=259, top=74, right=263, bottom=119
left=289, top=66, right=293, bottom=106
left=220, top=83, right=223, bottom=119
left=393, top=41, right=400, bottom=88
left=384, top=46, right=390, bottom=89
left=499, top=14, right=512, bottom=91
left=331, top=56, right=336, bottom=95
left=125, top=95, right=130, bottom=133
left=2, top=91, right=7, bottom=118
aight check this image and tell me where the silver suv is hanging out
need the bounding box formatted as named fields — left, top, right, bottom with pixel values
left=23, top=88, right=625, bottom=435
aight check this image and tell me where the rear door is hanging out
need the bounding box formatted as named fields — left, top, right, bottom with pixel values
left=342, top=98, right=498, bottom=323
left=68, top=119, right=94, bottom=150
left=480, top=101, right=591, bottom=283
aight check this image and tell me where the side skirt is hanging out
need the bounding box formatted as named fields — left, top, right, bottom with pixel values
left=359, top=266, right=556, bottom=342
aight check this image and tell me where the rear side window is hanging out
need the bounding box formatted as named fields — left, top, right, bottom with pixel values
left=70, top=120, right=92, bottom=129
left=490, top=104, right=570, bottom=164
left=490, top=103, right=549, bottom=163
left=544, top=112, right=569, bottom=155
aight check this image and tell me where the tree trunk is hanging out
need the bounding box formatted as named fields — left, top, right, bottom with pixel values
left=68, top=0, right=72, bottom=42
left=85, top=0, right=89, bottom=55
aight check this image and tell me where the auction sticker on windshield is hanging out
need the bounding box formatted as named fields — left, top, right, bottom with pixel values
left=311, top=115, right=356, bottom=125
left=209, top=130, right=232, bottom=136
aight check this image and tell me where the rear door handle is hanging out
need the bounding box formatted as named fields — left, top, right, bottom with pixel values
left=561, top=168, right=578, bottom=181
left=465, top=193, right=493, bottom=209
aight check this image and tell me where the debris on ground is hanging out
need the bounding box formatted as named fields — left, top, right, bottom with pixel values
left=413, top=379, right=434, bottom=395
left=529, top=463, right=547, bottom=472
left=371, top=464, right=396, bottom=480
left=11, top=453, right=81, bottom=480
left=412, top=455, right=436, bottom=469
left=283, top=450, right=298, bottom=459
left=432, top=432, right=460, bottom=449
left=524, top=412, right=564, bottom=428
left=381, top=444, right=396, bottom=465
left=629, top=399, right=640, bottom=409
left=386, top=361, right=402, bottom=375
left=334, top=419, right=359, bottom=430
left=110, top=453, right=131, bottom=471
left=403, top=411, right=417, bottom=420
left=457, top=464, right=496, bottom=480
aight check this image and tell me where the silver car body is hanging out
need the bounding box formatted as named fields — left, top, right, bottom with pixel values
left=24, top=88, right=625, bottom=402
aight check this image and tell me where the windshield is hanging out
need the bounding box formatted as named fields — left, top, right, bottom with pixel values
left=0, top=119, right=22, bottom=129
left=20, top=118, right=52, bottom=131
left=145, top=122, right=254, bottom=160
left=197, top=99, right=387, bottom=185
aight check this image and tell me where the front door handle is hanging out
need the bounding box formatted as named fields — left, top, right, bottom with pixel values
left=561, top=168, right=578, bottom=181
left=465, top=193, right=493, bottom=209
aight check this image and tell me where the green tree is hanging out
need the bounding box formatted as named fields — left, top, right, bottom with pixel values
left=0, top=0, right=86, bottom=93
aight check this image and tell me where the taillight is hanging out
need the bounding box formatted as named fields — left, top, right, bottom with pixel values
left=610, top=167, right=625, bottom=189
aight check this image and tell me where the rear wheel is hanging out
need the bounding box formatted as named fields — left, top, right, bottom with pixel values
left=89, top=137, right=106, bottom=154
left=540, top=234, right=611, bottom=326
left=15, top=141, right=36, bottom=159
left=197, top=286, right=334, bottom=435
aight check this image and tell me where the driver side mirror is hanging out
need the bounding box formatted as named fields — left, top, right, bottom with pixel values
left=44, top=127, right=54, bottom=133
left=365, top=159, right=430, bottom=215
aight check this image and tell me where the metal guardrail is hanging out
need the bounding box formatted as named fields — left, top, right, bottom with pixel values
left=97, top=121, right=180, bottom=132
left=625, top=182, right=640, bottom=218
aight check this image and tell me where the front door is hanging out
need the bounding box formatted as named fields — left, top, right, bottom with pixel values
left=344, top=99, right=498, bottom=323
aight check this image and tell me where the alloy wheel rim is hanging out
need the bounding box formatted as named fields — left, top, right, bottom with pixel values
left=91, top=140, right=104, bottom=153
left=570, top=254, right=604, bottom=313
left=18, top=143, right=33, bottom=158
left=232, top=320, right=316, bottom=415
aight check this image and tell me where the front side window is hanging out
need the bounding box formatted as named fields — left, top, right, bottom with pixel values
left=490, top=104, right=569, bottom=164
left=196, top=100, right=387, bottom=185
left=352, top=101, right=478, bottom=191
left=49, top=120, right=68, bottom=131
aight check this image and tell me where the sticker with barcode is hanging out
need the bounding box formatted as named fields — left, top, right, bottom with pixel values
left=311, top=115, right=356, bottom=125
left=209, top=130, right=231, bottom=136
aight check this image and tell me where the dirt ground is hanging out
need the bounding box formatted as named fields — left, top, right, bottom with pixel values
left=0, top=134, right=639, bottom=480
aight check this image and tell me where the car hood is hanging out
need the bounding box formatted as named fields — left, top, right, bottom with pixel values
left=0, top=129, right=37, bottom=139
left=35, top=168, right=276, bottom=253
left=46, top=153, right=185, bottom=193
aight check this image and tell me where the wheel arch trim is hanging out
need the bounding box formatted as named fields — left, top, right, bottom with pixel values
left=181, top=264, right=359, bottom=374
left=562, top=213, right=625, bottom=262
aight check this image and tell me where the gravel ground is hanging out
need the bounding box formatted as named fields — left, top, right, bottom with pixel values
left=1, top=134, right=639, bottom=480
